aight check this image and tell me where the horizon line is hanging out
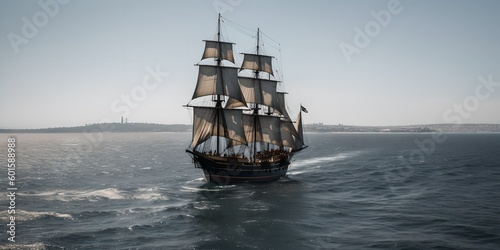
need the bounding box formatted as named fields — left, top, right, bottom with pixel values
left=1, top=122, right=500, bottom=131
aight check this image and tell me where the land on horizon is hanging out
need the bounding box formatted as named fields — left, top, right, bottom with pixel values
left=1, top=122, right=499, bottom=133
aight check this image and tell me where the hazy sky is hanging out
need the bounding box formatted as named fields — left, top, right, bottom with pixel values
left=1, top=0, right=499, bottom=129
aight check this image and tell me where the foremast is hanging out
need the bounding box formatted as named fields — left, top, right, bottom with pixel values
left=187, top=14, right=247, bottom=157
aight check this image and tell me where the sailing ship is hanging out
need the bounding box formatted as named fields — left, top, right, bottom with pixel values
left=185, top=14, right=307, bottom=184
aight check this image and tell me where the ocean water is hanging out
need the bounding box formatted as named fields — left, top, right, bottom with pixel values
left=0, top=132, right=499, bottom=249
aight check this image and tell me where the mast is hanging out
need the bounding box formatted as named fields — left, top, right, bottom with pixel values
left=188, top=15, right=247, bottom=154
left=253, top=28, right=261, bottom=161
left=215, top=13, right=222, bottom=154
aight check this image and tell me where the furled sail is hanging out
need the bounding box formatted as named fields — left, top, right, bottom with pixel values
left=202, top=40, right=235, bottom=63
left=192, top=65, right=246, bottom=105
left=191, top=107, right=247, bottom=149
left=241, top=53, right=274, bottom=75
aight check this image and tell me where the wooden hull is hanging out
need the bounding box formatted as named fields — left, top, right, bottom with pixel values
left=187, top=150, right=290, bottom=185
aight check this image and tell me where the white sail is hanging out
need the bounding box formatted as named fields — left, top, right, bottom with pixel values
left=221, top=109, right=247, bottom=148
left=242, top=114, right=282, bottom=146
left=274, top=92, right=291, bottom=119
left=238, top=77, right=283, bottom=114
left=202, top=40, right=235, bottom=63
left=224, top=97, right=248, bottom=109
left=243, top=114, right=259, bottom=143
left=191, top=107, right=214, bottom=148
left=295, top=111, right=305, bottom=147
left=241, top=53, right=274, bottom=75
left=192, top=65, right=246, bottom=105
left=191, top=107, right=246, bottom=149
left=281, top=121, right=303, bottom=150
left=260, top=115, right=282, bottom=146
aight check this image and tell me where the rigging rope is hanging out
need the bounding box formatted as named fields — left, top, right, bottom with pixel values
left=219, top=15, right=286, bottom=89
left=260, top=31, right=281, bottom=47
left=221, top=16, right=255, bottom=33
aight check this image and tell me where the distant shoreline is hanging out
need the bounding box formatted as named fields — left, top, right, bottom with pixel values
left=0, top=123, right=191, bottom=133
left=305, top=123, right=500, bottom=133
left=1, top=123, right=500, bottom=133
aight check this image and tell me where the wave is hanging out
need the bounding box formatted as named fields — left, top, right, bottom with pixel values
left=185, top=177, right=206, bottom=184
left=0, top=243, right=49, bottom=250
left=133, top=187, right=169, bottom=200
left=0, top=209, right=72, bottom=222
left=287, top=171, right=305, bottom=175
left=293, top=151, right=364, bottom=167
left=72, top=201, right=189, bottom=220
left=23, top=188, right=168, bottom=202
left=287, top=151, right=364, bottom=177
left=28, top=188, right=125, bottom=202
left=180, top=186, right=232, bottom=192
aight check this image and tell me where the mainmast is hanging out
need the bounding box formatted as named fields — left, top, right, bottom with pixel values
left=215, top=13, right=222, bottom=155
left=252, top=28, right=261, bottom=161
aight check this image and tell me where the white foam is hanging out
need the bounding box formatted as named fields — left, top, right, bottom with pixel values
left=85, top=188, right=125, bottom=200
left=0, top=242, right=47, bottom=250
left=132, top=188, right=168, bottom=200
left=185, top=177, right=206, bottom=184
left=293, top=151, right=362, bottom=168
left=294, top=155, right=347, bottom=166
left=287, top=171, right=305, bottom=175
left=180, top=185, right=235, bottom=192
left=0, top=209, right=72, bottom=222
left=24, top=188, right=125, bottom=202
left=24, top=187, right=170, bottom=202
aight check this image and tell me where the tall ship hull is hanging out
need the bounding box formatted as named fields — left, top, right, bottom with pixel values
left=185, top=14, right=307, bottom=185
left=187, top=150, right=291, bottom=184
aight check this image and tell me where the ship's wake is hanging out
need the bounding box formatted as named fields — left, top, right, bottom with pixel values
left=288, top=151, right=363, bottom=175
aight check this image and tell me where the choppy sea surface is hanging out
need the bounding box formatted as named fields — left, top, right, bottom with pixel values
left=0, top=132, right=499, bottom=249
